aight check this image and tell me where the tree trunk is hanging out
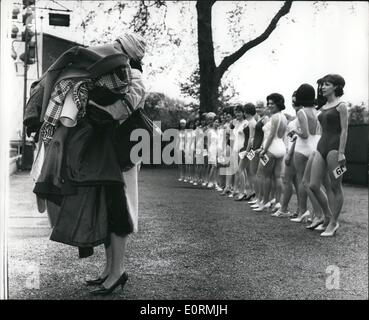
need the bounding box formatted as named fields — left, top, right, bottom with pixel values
left=196, top=1, right=218, bottom=113
left=196, top=1, right=292, bottom=113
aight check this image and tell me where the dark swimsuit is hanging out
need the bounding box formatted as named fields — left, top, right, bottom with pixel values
left=240, top=126, right=250, bottom=151
left=316, top=103, right=342, bottom=160
left=253, top=117, right=265, bottom=150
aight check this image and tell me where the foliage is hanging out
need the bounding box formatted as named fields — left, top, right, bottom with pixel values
left=179, top=68, right=239, bottom=105
left=348, top=102, right=369, bottom=125
left=144, top=92, right=193, bottom=130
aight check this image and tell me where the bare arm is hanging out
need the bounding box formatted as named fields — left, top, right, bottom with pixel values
left=295, top=109, right=309, bottom=139
left=246, top=121, right=255, bottom=153
left=337, top=102, right=349, bottom=159
left=262, top=115, right=278, bottom=154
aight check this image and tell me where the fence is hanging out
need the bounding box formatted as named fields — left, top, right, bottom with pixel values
left=343, top=124, right=369, bottom=186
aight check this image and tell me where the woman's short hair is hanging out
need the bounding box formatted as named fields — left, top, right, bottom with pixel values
left=244, top=103, right=256, bottom=116
left=223, top=106, right=234, bottom=117
left=318, top=74, right=345, bottom=97
left=266, top=93, right=285, bottom=111
left=234, top=104, right=244, bottom=113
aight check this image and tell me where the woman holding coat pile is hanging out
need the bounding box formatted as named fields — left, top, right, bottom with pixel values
left=26, top=32, right=147, bottom=296
left=86, top=33, right=147, bottom=295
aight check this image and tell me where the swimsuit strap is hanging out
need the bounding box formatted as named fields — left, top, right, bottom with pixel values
left=302, top=108, right=319, bottom=135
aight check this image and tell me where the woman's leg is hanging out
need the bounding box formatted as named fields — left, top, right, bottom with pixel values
left=294, top=152, right=309, bottom=215
left=309, top=151, right=333, bottom=224
left=325, top=150, right=344, bottom=232
left=261, top=154, right=276, bottom=205
left=302, top=152, right=323, bottom=221
left=254, top=160, right=264, bottom=202
left=235, top=158, right=247, bottom=195
left=103, top=233, right=129, bottom=288
left=280, top=160, right=294, bottom=212
left=245, top=160, right=254, bottom=195
left=273, top=157, right=284, bottom=205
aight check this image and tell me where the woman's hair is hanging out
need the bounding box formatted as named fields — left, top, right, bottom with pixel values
left=294, top=83, right=316, bottom=108
left=186, top=120, right=194, bottom=129
left=234, top=104, right=245, bottom=113
left=223, top=106, right=234, bottom=117
left=318, top=74, right=345, bottom=97
left=244, top=103, right=256, bottom=116
left=213, top=115, right=221, bottom=123
left=266, top=93, right=285, bottom=111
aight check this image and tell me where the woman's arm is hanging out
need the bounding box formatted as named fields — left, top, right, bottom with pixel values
left=246, top=121, right=255, bottom=153
left=261, top=115, right=278, bottom=155
left=295, top=109, right=309, bottom=139
left=337, top=102, right=349, bottom=163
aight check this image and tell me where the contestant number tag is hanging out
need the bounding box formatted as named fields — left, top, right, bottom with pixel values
left=246, top=150, right=255, bottom=160
left=239, top=151, right=247, bottom=159
left=333, top=164, right=347, bottom=179
left=260, top=154, right=270, bottom=166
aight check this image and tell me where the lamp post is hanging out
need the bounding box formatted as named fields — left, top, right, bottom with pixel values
left=21, top=26, right=29, bottom=170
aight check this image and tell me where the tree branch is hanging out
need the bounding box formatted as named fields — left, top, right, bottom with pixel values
left=216, top=1, right=293, bottom=80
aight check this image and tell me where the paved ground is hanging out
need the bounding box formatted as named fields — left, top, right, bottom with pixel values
left=7, top=168, right=368, bottom=300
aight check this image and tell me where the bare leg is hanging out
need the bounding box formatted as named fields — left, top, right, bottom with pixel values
left=303, top=152, right=323, bottom=220
left=309, top=151, right=333, bottom=224
left=294, top=152, right=309, bottom=214
left=262, top=154, right=276, bottom=205
left=100, top=243, right=112, bottom=278
left=280, top=160, right=295, bottom=212
left=325, top=150, right=344, bottom=232
left=102, top=233, right=129, bottom=288
left=273, top=157, right=284, bottom=204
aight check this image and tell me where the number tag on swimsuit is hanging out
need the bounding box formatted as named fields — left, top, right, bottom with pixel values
left=246, top=150, right=256, bottom=160
left=239, top=151, right=247, bottom=159
left=260, top=154, right=270, bottom=166
left=333, top=165, right=347, bottom=179
left=218, top=156, right=225, bottom=163
left=196, top=149, right=202, bottom=155
left=289, top=135, right=297, bottom=143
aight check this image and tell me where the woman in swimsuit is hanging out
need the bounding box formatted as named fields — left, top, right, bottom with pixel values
left=177, top=119, right=187, bottom=181
left=229, top=105, right=248, bottom=198
left=254, top=93, right=287, bottom=212
left=272, top=92, right=300, bottom=218
left=238, top=103, right=257, bottom=201
left=248, top=101, right=269, bottom=208
left=220, top=107, right=236, bottom=196
left=308, top=74, right=348, bottom=236
left=290, top=84, right=321, bottom=223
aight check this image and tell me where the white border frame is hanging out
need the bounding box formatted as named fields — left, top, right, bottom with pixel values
left=0, top=0, right=11, bottom=300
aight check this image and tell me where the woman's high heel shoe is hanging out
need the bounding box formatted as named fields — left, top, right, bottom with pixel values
left=248, top=198, right=259, bottom=204
left=90, top=272, right=128, bottom=296
left=306, top=218, right=324, bottom=230
left=290, top=210, right=310, bottom=223
left=85, top=275, right=109, bottom=286
left=320, top=223, right=339, bottom=237
left=234, top=193, right=246, bottom=201
left=245, top=192, right=256, bottom=201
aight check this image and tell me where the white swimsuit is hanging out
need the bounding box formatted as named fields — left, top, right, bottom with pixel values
left=295, top=109, right=321, bottom=158
left=262, top=113, right=286, bottom=158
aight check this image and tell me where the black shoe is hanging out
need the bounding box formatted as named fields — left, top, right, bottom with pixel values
left=234, top=193, right=246, bottom=201
left=245, top=192, right=256, bottom=201
left=85, top=275, right=109, bottom=286
left=90, top=272, right=128, bottom=296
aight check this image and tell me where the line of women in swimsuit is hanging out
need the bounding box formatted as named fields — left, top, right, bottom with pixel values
left=177, top=74, right=348, bottom=237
